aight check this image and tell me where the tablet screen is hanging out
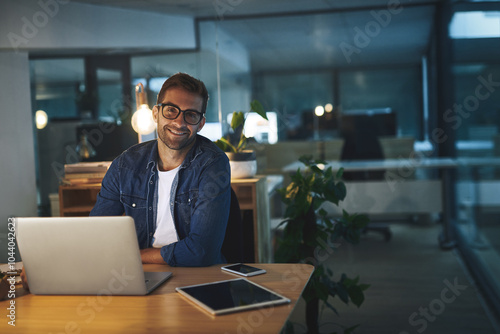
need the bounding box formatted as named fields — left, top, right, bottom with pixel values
left=176, top=278, right=290, bottom=315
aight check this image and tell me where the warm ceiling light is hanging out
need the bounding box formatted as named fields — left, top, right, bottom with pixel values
left=314, top=105, right=325, bottom=117
left=35, top=110, right=48, bottom=129
left=131, top=83, right=156, bottom=140
left=132, top=104, right=156, bottom=135
left=324, top=103, right=333, bottom=113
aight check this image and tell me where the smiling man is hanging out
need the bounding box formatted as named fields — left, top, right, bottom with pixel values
left=90, top=73, right=231, bottom=267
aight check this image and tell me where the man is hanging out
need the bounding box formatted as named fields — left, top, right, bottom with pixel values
left=20, top=73, right=230, bottom=290
left=90, top=72, right=231, bottom=266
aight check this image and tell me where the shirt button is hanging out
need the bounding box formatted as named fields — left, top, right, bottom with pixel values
left=132, top=203, right=136, bottom=208
left=150, top=181, right=153, bottom=184
left=149, top=207, right=152, bottom=211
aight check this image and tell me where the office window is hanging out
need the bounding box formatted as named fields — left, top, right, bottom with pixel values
left=254, top=71, right=334, bottom=140
left=131, top=51, right=251, bottom=126
left=450, top=11, right=500, bottom=39
left=453, top=64, right=500, bottom=145
left=31, top=58, right=85, bottom=119
left=339, top=67, right=422, bottom=139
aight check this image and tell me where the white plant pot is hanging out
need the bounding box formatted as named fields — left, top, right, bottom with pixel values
left=226, top=151, right=257, bottom=179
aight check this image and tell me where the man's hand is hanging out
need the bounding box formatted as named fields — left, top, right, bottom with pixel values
left=20, top=267, right=29, bottom=292
left=140, top=248, right=167, bottom=264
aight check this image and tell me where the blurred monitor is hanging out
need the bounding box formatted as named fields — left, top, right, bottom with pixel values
left=239, top=111, right=278, bottom=144
left=198, top=122, right=222, bottom=142
left=340, top=108, right=396, bottom=138
left=339, top=108, right=395, bottom=180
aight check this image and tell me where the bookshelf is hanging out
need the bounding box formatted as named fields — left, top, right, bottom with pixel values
left=58, top=184, right=101, bottom=217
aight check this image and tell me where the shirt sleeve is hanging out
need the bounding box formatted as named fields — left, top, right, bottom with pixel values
left=160, top=154, right=230, bottom=266
left=89, top=158, right=124, bottom=216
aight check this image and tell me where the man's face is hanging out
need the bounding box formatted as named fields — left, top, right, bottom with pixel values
left=153, top=87, right=205, bottom=152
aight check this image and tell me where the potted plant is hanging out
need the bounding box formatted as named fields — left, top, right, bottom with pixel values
left=275, top=156, right=370, bottom=334
left=215, top=100, right=268, bottom=178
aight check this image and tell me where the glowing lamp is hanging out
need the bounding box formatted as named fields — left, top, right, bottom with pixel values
left=314, top=105, right=325, bottom=117
left=131, top=83, right=156, bottom=141
left=35, top=110, right=48, bottom=129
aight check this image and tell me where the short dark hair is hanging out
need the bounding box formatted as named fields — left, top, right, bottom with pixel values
left=157, top=72, right=209, bottom=114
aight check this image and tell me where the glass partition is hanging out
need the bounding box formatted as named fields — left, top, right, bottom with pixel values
left=339, top=67, right=422, bottom=139
left=31, top=58, right=84, bottom=119
left=451, top=4, right=500, bottom=318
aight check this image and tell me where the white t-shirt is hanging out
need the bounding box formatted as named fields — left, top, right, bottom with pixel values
left=152, top=165, right=180, bottom=248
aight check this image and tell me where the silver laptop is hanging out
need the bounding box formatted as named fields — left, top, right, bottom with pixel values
left=15, top=216, right=172, bottom=295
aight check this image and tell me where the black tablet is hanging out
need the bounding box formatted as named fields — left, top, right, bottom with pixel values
left=175, top=278, right=291, bottom=315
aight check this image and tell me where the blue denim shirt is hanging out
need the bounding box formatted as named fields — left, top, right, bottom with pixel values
left=90, top=135, right=231, bottom=267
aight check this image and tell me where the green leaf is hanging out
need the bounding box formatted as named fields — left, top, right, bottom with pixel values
left=276, top=219, right=292, bottom=229
left=347, top=285, right=366, bottom=307
left=323, top=299, right=339, bottom=316
left=310, top=165, right=322, bottom=175
left=324, top=166, right=333, bottom=179
left=336, top=167, right=344, bottom=179
left=250, top=100, right=268, bottom=120
left=335, top=282, right=349, bottom=304
left=344, top=324, right=361, bottom=334
left=274, top=148, right=371, bottom=319
left=281, top=321, right=295, bottom=334
left=314, top=282, right=330, bottom=301
left=323, top=217, right=334, bottom=229
left=236, top=135, right=248, bottom=152
left=214, top=138, right=236, bottom=153
left=230, top=111, right=245, bottom=130
left=314, top=158, right=326, bottom=165
left=299, top=155, right=313, bottom=165
left=353, top=214, right=370, bottom=229
left=334, top=182, right=347, bottom=201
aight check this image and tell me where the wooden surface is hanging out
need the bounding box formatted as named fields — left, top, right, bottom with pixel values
left=59, top=183, right=101, bottom=216
left=0, top=263, right=313, bottom=334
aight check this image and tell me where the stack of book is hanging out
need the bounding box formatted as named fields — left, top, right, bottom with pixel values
left=61, top=161, right=111, bottom=185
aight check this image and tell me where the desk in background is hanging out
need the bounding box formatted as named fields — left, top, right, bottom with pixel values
left=284, top=157, right=500, bottom=249
left=0, top=263, right=313, bottom=334
left=284, top=157, right=460, bottom=248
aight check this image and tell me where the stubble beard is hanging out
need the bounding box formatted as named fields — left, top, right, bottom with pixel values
left=158, top=124, right=196, bottom=151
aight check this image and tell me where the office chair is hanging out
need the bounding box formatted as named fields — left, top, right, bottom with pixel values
left=221, top=188, right=245, bottom=263
left=340, top=120, right=392, bottom=241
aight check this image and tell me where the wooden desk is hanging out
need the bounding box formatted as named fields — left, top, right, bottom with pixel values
left=0, top=263, right=313, bottom=333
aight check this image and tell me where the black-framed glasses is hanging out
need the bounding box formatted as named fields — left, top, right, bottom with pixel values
left=156, top=103, right=205, bottom=125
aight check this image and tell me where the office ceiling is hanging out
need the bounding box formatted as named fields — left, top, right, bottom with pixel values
left=70, top=0, right=441, bottom=71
